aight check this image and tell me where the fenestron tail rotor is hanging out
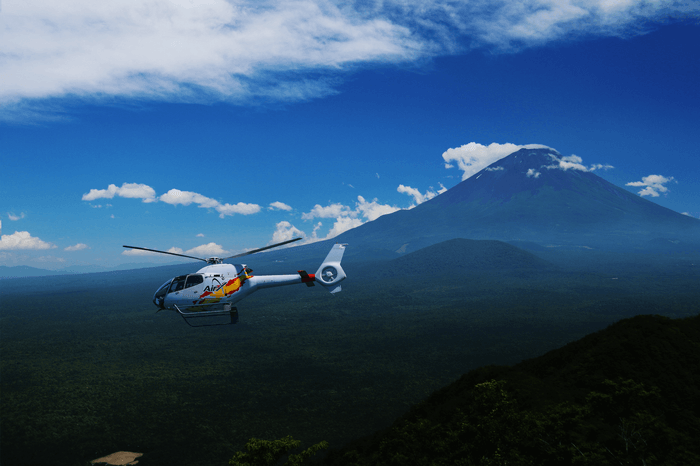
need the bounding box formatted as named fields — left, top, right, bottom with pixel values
left=122, top=237, right=302, bottom=264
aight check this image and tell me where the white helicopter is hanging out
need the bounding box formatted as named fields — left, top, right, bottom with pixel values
left=123, top=238, right=347, bottom=327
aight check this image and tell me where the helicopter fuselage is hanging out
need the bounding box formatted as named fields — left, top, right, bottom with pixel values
left=153, top=263, right=316, bottom=313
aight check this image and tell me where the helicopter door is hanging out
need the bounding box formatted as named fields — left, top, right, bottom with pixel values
left=185, top=274, right=204, bottom=289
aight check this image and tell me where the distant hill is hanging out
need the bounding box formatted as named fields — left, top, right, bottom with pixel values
left=0, top=262, right=185, bottom=279
left=334, top=147, right=700, bottom=254
left=324, top=313, right=700, bottom=465
left=0, top=265, right=71, bottom=279
left=385, top=238, right=552, bottom=275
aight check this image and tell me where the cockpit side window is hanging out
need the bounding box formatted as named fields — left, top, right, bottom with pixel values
left=185, top=274, right=204, bottom=289
left=170, top=275, right=187, bottom=292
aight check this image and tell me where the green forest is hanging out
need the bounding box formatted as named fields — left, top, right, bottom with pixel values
left=1, top=243, right=699, bottom=465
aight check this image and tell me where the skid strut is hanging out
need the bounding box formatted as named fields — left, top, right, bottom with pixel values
left=173, top=304, right=238, bottom=327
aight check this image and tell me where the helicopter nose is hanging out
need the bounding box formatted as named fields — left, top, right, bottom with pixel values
left=152, top=295, right=165, bottom=310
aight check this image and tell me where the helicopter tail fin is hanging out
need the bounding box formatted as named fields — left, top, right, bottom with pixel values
left=315, top=243, right=347, bottom=294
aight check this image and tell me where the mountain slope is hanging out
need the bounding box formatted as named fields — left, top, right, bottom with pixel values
left=335, top=148, right=700, bottom=253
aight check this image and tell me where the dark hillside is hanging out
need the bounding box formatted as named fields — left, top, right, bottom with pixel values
left=324, top=314, right=700, bottom=465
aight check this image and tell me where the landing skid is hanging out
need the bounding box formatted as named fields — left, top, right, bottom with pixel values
left=173, top=304, right=238, bottom=327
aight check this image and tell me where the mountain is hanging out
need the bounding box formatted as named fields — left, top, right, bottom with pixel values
left=323, top=313, right=700, bottom=465
left=335, top=148, right=700, bottom=254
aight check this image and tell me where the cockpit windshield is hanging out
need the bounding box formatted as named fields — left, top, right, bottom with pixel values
left=153, top=279, right=173, bottom=309
left=154, top=279, right=172, bottom=299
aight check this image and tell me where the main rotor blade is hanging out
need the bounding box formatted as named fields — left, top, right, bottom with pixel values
left=122, top=245, right=207, bottom=262
left=224, top=237, right=302, bottom=260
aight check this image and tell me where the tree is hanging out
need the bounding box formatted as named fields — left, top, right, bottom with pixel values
left=229, top=435, right=328, bottom=466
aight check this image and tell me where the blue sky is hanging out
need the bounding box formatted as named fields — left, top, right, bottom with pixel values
left=1, top=0, right=699, bottom=269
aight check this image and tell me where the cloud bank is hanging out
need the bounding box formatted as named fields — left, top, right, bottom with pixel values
left=300, top=195, right=400, bottom=240
left=3, top=0, right=698, bottom=120
left=160, top=188, right=260, bottom=218
left=545, top=154, right=614, bottom=172
left=0, top=230, right=56, bottom=251
left=83, top=183, right=260, bottom=218
left=82, top=183, right=157, bottom=203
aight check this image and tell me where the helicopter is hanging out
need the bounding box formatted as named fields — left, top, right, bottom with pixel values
left=123, top=238, right=347, bottom=327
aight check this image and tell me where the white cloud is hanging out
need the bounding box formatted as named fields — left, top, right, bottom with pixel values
left=555, top=154, right=588, bottom=171
left=269, top=201, right=293, bottom=211
left=271, top=221, right=306, bottom=244
left=122, top=248, right=164, bottom=256
left=302, top=203, right=353, bottom=220
left=185, top=243, right=229, bottom=257
left=159, top=188, right=260, bottom=217
left=397, top=184, right=443, bottom=206
left=442, top=142, right=553, bottom=180
left=196, top=233, right=205, bottom=237
left=301, top=195, right=399, bottom=239
left=64, top=243, right=89, bottom=251
left=1, top=0, right=421, bottom=121
left=215, top=202, right=261, bottom=217
left=356, top=195, right=401, bottom=220
left=82, top=182, right=157, bottom=202
left=8, top=212, right=26, bottom=221
left=0, top=231, right=56, bottom=250
left=545, top=153, right=614, bottom=172
left=526, top=168, right=541, bottom=178
left=326, top=216, right=365, bottom=239
left=626, top=174, right=676, bottom=197
left=159, top=189, right=220, bottom=208
left=83, top=184, right=261, bottom=218
left=4, top=0, right=698, bottom=121
left=122, top=243, right=227, bottom=257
